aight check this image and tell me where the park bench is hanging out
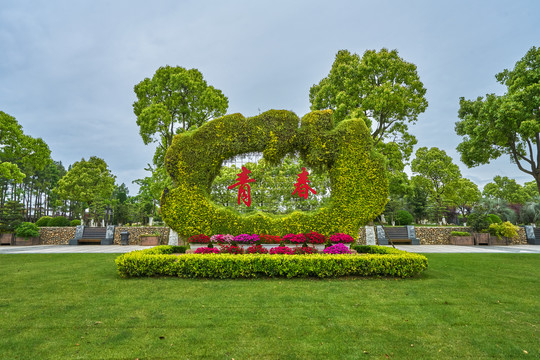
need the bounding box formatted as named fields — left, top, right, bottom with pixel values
left=376, top=225, right=420, bottom=245
left=69, top=226, right=114, bottom=245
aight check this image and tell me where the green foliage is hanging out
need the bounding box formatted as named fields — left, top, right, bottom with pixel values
left=15, top=222, right=40, bottom=238
left=467, top=213, right=491, bottom=232
left=487, top=213, right=502, bottom=224
left=309, top=49, right=428, bottom=167
left=351, top=245, right=404, bottom=254
left=161, top=110, right=388, bottom=238
left=482, top=176, right=530, bottom=204
left=115, top=246, right=428, bottom=279
left=70, top=219, right=81, bottom=226
left=456, top=46, right=540, bottom=192
left=395, top=210, right=414, bottom=225
left=449, top=178, right=481, bottom=217
left=133, top=65, right=229, bottom=167
left=36, top=216, right=53, bottom=227
left=48, top=216, right=70, bottom=227
left=450, top=231, right=471, bottom=236
left=488, top=221, right=519, bottom=239
left=0, top=200, right=25, bottom=232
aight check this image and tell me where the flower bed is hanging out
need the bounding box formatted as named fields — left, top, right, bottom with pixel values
left=115, top=245, right=428, bottom=279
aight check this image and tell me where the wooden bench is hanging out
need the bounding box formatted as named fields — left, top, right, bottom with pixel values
left=376, top=226, right=420, bottom=245
left=69, top=226, right=114, bottom=245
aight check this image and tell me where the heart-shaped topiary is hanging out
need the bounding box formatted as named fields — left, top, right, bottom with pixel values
left=161, top=109, right=388, bottom=238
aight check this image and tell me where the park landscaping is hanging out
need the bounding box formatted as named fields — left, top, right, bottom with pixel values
left=1, top=252, right=539, bottom=359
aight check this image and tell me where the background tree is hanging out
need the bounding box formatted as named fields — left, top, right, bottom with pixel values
left=56, top=157, right=116, bottom=224
left=133, top=65, right=229, bottom=167
left=482, top=175, right=529, bottom=204
left=310, top=48, right=428, bottom=168
left=411, top=147, right=461, bottom=222
left=456, top=46, right=540, bottom=192
left=449, top=178, right=481, bottom=220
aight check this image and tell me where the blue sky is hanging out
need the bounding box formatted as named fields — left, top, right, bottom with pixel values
left=1, top=0, right=539, bottom=194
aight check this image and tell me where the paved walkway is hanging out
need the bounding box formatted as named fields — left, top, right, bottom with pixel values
left=1, top=244, right=540, bottom=254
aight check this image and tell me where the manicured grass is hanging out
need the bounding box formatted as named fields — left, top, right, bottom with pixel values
left=0, top=253, right=539, bottom=359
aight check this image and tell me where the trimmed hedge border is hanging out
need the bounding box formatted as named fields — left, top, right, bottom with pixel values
left=115, top=245, right=428, bottom=279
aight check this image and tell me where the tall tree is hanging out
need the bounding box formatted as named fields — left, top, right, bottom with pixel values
left=456, top=46, right=540, bottom=192
left=450, top=178, right=481, bottom=219
left=133, top=65, right=229, bottom=166
left=482, top=175, right=529, bottom=204
left=56, top=157, right=116, bottom=223
left=411, top=147, right=462, bottom=221
left=310, top=48, right=428, bottom=167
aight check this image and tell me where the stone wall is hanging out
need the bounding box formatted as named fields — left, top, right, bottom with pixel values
left=39, top=227, right=77, bottom=245
left=355, top=226, right=527, bottom=245
left=38, top=226, right=170, bottom=245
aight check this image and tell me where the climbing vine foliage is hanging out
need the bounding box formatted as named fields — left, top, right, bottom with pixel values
left=161, top=110, right=388, bottom=238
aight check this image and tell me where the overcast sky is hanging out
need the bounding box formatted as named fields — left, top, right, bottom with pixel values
left=1, top=0, right=539, bottom=194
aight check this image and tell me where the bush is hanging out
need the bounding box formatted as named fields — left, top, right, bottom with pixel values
left=395, top=210, right=414, bottom=225
left=304, top=231, right=326, bottom=244
left=351, top=245, right=404, bottom=254
left=283, top=233, right=306, bottom=244
left=293, top=246, right=317, bottom=255
left=259, top=234, right=282, bottom=244
left=0, top=201, right=25, bottom=232
left=246, top=244, right=269, bottom=254
left=48, top=216, right=70, bottom=227
left=115, top=246, right=429, bottom=279
left=219, top=245, right=244, bottom=254
left=70, top=219, right=81, bottom=226
left=450, top=231, right=471, bottom=236
left=487, top=214, right=502, bottom=224
left=489, top=221, right=519, bottom=239
left=269, top=246, right=295, bottom=255
left=36, top=216, right=53, bottom=227
left=323, top=243, right=352, bottom=254
left=15, top=222, right=40, bottom=238
left=467, top=213, right=491, bottom=232
left=194, top=247, right=220, bottom=254
left=328, top=233, right=354, bottom=244
left=188, top=234, right=211, bottom=243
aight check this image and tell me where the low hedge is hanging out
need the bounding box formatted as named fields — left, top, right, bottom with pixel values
left=450, top=231, right=471, bottom=236
left=115, top=245, right=428, bottom=279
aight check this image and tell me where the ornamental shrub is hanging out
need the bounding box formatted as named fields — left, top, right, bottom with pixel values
left=161, top=110, right=388, bottom=239
left=220, top=245, right=244, bottom=254
left=283, top=233, right=306, bottom=244
left=48, top=216, right=70, bottom=227
left=269, top=246, right=294, bottom=255
left=487, top=214, right=502, bottom=224
left=395, top=210, right=414, bottom=225
left=233, top=234, right=259, bottom=244
left=293, top=246, right=317, bottom=255
left=210, top=234, right=234, bottom=244
left=305, top=231, right=326, bottom=244
left=259, top=234, right=282, bottom=244
left=323, top=243, right=352, bottom=254
left=328, top=233, right=354, bottom=244
left=194, top=247, right=220, bottom=254
left=15, top=222, right=40, bottom=238
left=246, top=244, right=269, bottom=254
left=467, top=213, right=491, bottom=232
left=36, top=216, right=52, bottom=227
left=70, top=219, right=81, bottom=226
left=188, top=234, right=211, bottom=243
left=489, top=221, right=519, bottom=239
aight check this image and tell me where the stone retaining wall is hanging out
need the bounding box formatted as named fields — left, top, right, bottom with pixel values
left=38, top=226, right=169, bottom=245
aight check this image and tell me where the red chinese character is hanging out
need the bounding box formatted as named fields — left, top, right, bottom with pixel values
left=292, top=167, right=317, bottom=199
left=228, top=166, right=256, bottom=207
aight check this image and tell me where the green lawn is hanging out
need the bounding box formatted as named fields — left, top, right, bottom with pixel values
left=0, top=253, right=539, bottom=359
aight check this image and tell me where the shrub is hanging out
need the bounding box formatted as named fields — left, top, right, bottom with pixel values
left=293, top=246, right=317, bottom=255
left=115, top=246, right=428, bottom=278
left=283, top=233, right=306, bottom=244
left=188, top=234, right=211, bottom=243
left=48, top=216, right=70, bottom=227
left=259, top=234, right=282, bottom=244
left=351, top=245, right=404, bottom=254
left=0, top=201, right=25, bottom=232
left=70, top=219, right=81, bottom=226
left=219, top=245, right=244, bottom=254
left=467, top=213, right=491, bottom=232
left=246, top=244, right=269, bottom=254
left=304, top=231, right=326, bottom=244
left=323, top=243, right=352, bottom=254
left=450, top=231, right=471, bottom=236
left=233, top=234, right=259, bottom=245
left=487, top=214, right=502, bottom=224
left=36, top=216, right=53, bottom=227
left=15, top=222, right=40, bottom=238
left=489, top=221, right=519, bottom=239
left=395, top=210, right=414, bottom=225
left=328, top=233, right=354, bottom=244
left=269, top=246, right=294, bottom=255
left=194, top=247, right=220, bottom=254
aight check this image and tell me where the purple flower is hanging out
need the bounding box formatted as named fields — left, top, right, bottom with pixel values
left=323, top=243, right=352, bottom=254
left=233, top=234, right=260, bottom=244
